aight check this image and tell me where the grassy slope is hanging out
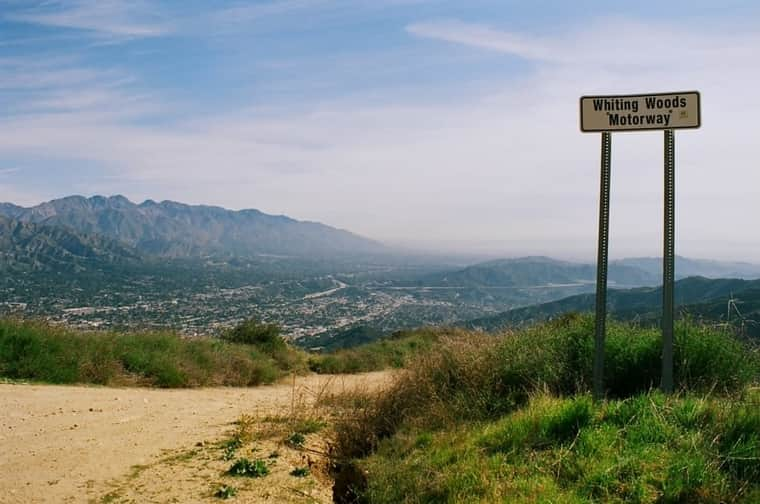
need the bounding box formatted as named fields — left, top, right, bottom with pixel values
left=0, top=318, right=438, bottom=387
left=0, top=319, right=307, bottom=387
left=333, top=314, right=760, bottom=503
left=308, top=327, right=447, bottom=374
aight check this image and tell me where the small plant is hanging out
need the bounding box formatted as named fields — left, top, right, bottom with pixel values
left=286, top=432, right=306, bottom=448
left=213, top=484, right=238, bottom=499
left=268, top=450, right=280, bottom=459
left=228, top=458, right=269, bottom=478
left=290, top=466, right=310, bottom=478
left=221, top=436, right=242, bottom=460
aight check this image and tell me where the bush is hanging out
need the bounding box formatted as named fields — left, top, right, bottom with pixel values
left=221, top=318, right=284, bottom=350
left=332, top=315, right=760, bottom=459
left=308, top=328, right=443, bottom=374
left=0, top=318, right=303, bottom=387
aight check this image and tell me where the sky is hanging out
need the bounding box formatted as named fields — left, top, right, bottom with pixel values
left=1, top=1, right=760, bottom=261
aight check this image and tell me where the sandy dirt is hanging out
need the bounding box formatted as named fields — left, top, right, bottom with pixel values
left=0, top=371, right=392, bottom=504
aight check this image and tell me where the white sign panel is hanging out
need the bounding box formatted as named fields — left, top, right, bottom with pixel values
left=580, top=91, right=700, bottom=132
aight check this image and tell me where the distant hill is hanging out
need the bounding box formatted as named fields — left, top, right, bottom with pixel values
left=418, top=256, right=760, bottom=291
left=612, top=256, right=760, bottom=280
left=0, top=215, right=141, bottom=273
left=0, top=195, right=384, bottom=259
left=465, top=276, right=760, bottom=338
left=418, top=256, right=658, bottom=288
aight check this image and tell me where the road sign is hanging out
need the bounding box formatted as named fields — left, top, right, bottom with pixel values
left=580, top=91, right=700, bottom=132
left=581, top=90, right=701, bottom=399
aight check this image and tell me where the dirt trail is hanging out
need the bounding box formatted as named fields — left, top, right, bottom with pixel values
left=0, top=371, right=392, bottom=503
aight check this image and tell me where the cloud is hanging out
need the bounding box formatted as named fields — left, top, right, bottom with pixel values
left=1, top=17, right=760, bottom=259
left=407, top=20, right=558, bottom=62
left=406, top=18, right=760, bottom=68
left=5, top=0, right=171, bottom=39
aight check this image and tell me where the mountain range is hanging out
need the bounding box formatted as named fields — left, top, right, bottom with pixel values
left=0, top=215, right=141, bottom=273
left=0, top=195, right=383, bottom=259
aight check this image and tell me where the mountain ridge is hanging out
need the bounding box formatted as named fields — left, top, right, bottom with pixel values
left=464, top=276, right=760, bottom=336
left=0, top=214, right=142, bottom=273
left=0, top=195, right=385, bottom=259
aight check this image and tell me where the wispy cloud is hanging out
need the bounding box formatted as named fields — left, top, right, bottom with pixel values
left=0, top=55, right=153, bottom=120
left=2, top=12, right=760, bottom=258
left=0, top=166, right=21, bottom=176
left=407, top=20, right=557, bottom=61
left=406, top=18, right=760, bottom=67
left=5, top=0, right=171, bottom=40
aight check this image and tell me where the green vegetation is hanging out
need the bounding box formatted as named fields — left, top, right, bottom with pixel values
left=227, top=458, right=270, bottom=478
left=286, top=432, right=306, bottom=448
left=0, top=318, right=306, bottom=387
left=220, top=318, right=304, bottom=371
left=333, top=315, right=760, bottom=503
left=308, top=327, right=444, bottom=374
left=213, top=485, right=238, bottom=499
left=290, top=467, right=311, bottom=478
left=0, top=316, right=443, bottom=387
left=359, top=391, right=760, bottom=503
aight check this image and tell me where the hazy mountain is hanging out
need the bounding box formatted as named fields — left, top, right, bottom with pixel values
left=0, top=215, right=141, bottom=273
left=465, top=276, right=760, bottom=334
left=612, top=256, right=760, bottom=280
left=418, top=256, right=659, bottom=288
left=0, top=195, right=384, bottom=259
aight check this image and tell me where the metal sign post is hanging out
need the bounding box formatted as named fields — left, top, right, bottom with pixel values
left=593, top=132, right=611, bottom=401
left=662, top=129, right=675, bottom=393
left=580, top=91, right=700, bottom=399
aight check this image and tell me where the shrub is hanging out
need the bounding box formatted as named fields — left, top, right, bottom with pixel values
left=332, top=315, right=759, bottom=460
left=221, top=318, right=284, bottom=350
left=0, top=318, right=304, bottom=387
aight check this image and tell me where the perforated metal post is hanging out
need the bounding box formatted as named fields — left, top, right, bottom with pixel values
left=594, top=132, right=612, bottom=401
left=662, top=129, right=675, bottom=393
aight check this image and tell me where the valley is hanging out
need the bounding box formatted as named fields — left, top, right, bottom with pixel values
left=3, top=195, right=760, bottom=347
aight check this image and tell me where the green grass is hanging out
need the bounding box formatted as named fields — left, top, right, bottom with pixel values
left=332, top=315, right=760, bottom=503
left=361, top=391, right=760, bottom=503
left=308, top=327, right=446, bottom=374
left=0, top=318, right=308, bottom=387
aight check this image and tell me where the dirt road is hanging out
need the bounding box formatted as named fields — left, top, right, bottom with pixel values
left=0, top=371, right=391, bottom=503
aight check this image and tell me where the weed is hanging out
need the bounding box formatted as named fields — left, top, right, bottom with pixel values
left=228, top=458, right=269, bottom=478
left=222, top=438, right=242, bottom=460
left=286, top=432, right=306, bottom=448
left=213, top=484, right=238, bottom=499
left=290, top=467, right=310, bottom=478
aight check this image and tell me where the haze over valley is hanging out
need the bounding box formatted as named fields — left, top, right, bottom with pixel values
left=3, top=195, right=760, bottom=347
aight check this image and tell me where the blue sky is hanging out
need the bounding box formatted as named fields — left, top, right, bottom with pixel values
left=2, top=1, right=760, bottom=259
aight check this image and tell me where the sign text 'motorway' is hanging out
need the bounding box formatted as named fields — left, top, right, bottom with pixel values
left=580, top=91, right=700, bottom=132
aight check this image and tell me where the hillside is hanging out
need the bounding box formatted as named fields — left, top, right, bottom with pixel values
left=0, top=195, right=384, bottom=259
left=0, top=215, right=141, bottom=273
left=466, top=276, right=760, bottom=337
left=420, top=256, right=760, bottom=290
left=417, top=256, right=657, bottom=288
left=614, top=256, right=760, bottom=280
left=331, top=316, right=760, bottom=503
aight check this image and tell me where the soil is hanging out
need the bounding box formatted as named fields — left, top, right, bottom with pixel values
left=0, top=371, right=392, bottom=503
